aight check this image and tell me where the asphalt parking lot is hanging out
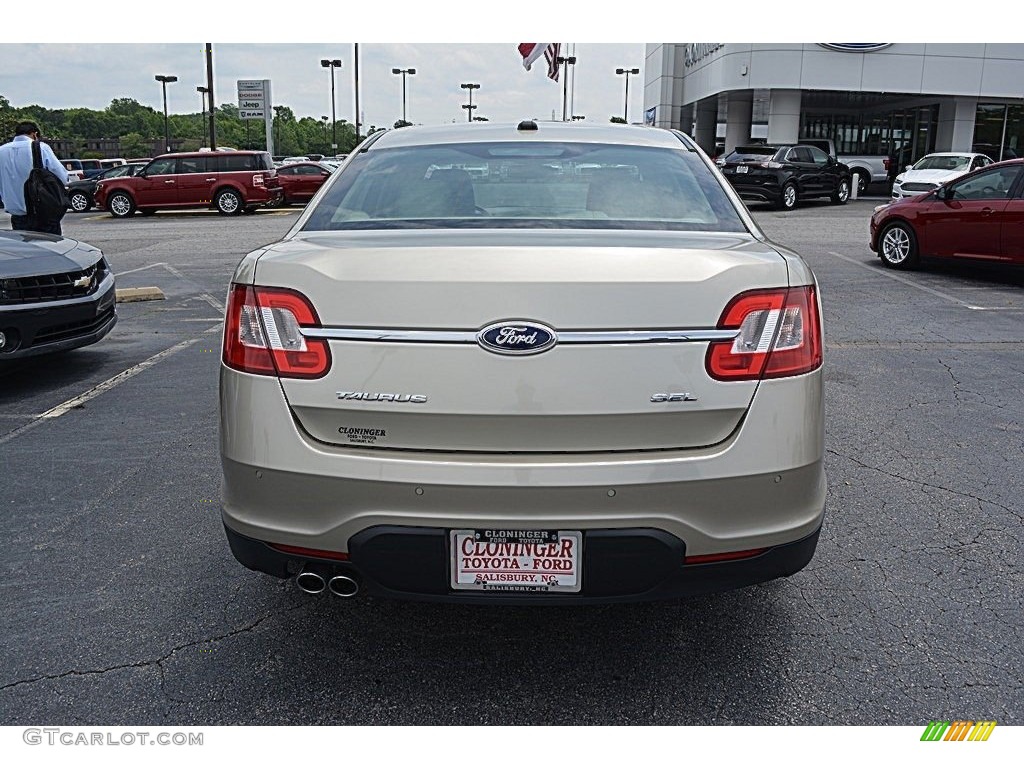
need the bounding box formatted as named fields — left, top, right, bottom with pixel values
left=0, top=200, right=1021, bottom=726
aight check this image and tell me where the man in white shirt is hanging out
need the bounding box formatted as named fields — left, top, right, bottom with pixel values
left=0, top=120, right=69, bottom=235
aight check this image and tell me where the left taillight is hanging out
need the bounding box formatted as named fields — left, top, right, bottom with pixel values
left=705, top=285, right=822, bottom=381
left=222, top=284, right=331, bottom=378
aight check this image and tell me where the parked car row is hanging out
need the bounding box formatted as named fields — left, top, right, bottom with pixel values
left=59, top=158, right=129, bottom=181
left=68, top=162, right=147, bottom=212
left=53, top=153, right=337, bottom=217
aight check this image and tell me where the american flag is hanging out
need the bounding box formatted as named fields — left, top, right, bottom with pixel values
left=518, top=43, right=561, bottom=82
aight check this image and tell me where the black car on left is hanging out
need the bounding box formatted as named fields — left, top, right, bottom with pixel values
left=717, top=144, right=851, bottom=210
left=68, top=162, right=146, bottom=213
left=0, top=230, right=116, bottom=359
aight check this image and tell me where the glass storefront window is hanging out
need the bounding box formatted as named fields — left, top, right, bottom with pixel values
left=800, top=106, right=936, bottom=162
left=974, top=104, right=1007, bottom=160
left=1003, top=105, right=1022, bottom=160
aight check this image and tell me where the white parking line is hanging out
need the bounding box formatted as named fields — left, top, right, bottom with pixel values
left=115, top=262, right=167, bottom=277
left=161, top=264, right=187, bottom=280
left=826, top=250, right=1010, bottom=309
left=0, top=324, right=221, bottom=447
left=199, top=293, right=225, bottom=312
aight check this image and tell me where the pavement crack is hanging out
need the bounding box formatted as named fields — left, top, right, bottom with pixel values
left=826, top=448, right=1023, bottom=524
left=938, top=358, right=963, bottom=403
left=0, top=602, right=309, bottom=694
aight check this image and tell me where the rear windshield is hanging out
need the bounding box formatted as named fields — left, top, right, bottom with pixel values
left=725, top=146, right=780, bottom=163
left=302, top=141, right=746, bottom=232
left=217, top=153, right=273, bottom=172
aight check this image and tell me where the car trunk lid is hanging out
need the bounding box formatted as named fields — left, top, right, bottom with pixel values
left=251, top=230, right=790, bottom=453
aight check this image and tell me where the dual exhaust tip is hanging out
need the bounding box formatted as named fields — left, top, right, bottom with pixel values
left=296, top=570, right=359, bottom=598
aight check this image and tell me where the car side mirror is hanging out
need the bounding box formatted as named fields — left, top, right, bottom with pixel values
left=905, top=165, right=913, bottom=172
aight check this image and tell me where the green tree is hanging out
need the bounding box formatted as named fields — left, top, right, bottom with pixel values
left=119, top=132, right=151, bottom=158
left=0, top=94, right=15, bottom=140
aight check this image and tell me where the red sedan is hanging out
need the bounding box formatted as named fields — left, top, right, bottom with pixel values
left=870, top=158, right=1024, bottom=269
left=276, top=162, right=334, bottom=205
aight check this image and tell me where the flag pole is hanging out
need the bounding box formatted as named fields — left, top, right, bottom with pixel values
left=570, top=43, right=576, bottom=120
left=558, top=43, right=576, bottom=121
left=562, top=43, right=569, bottom=121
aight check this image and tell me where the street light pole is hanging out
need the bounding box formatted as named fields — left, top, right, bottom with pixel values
left=391, top=68, right=416, bottom=123
left=615, top=67, right=640, bottom=123
left=354, top=43, right=361, bottom=141
left=155, top=74, right=178, bottom=153
left=460, top=82, right=479, bottom=123
left=196, top=86, right=209, bottom=148
left=320, top=58, right=342, bottom=150
left=204, top=43, right=216, bottom=151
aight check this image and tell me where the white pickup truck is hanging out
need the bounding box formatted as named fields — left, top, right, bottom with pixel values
left=800, top=138, right=890, bottom=195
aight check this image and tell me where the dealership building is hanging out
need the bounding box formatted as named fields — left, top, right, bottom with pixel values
left=643, top=44, right=1024, bottom=165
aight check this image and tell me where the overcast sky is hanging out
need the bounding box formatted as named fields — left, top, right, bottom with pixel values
left=0, top=3, right=1010, bottom=134
left=0, top=43, right=647, bottom=130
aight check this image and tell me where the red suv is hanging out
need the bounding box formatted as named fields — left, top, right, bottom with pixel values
left=94, top=151, right=283, bottom=217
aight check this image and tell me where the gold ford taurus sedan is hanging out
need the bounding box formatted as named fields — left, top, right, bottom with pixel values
left=219, top=121, right=825, bottom=604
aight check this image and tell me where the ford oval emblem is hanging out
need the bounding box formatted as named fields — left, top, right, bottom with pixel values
left=817, top=43, right=892, bottom=53
left=477, top=321, right=557, bottom=356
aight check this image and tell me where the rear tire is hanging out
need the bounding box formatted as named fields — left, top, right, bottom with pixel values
left=107, top=192, right=135, bottom=218
left=851, top=168, right=870, bottom=196
left=879, top=222, right=920, bottom=270
left=831, top=178, right=850, bottom=205
left=215, top=189, right=243, bottom=216
left=777, top=182, right=798, bottom=211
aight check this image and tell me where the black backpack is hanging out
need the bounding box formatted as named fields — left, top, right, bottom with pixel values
left=23, top=140, right=70, bottom=221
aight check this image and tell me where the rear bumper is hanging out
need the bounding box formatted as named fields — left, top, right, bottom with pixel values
left=258, top=188, right=284, bottom=206
left=220, top=366, right=826, bottom=591
left=728, top=179, right=783, bottom=204
left=224, top=523, right=822, bottom=604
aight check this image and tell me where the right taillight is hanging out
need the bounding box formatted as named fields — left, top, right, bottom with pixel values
left=222, top=284, right=331, bottom=378
left=705, top=285, right=822, bottom=381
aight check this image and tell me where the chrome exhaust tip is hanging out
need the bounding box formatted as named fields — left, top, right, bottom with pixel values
left=328, top=574, right=359, bottom=598
left=296, top=571, right=326, bottom=595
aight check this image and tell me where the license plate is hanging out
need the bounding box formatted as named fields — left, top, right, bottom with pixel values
left=736, top=165, right=749, bottom=174
left=450, top=529, right=582, bottom=593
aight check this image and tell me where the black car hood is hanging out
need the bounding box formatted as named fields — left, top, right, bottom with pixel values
left=0, top=230, right=102, bottom=278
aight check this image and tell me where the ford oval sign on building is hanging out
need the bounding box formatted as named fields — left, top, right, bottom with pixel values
left=477, top=321, right=557, bottom=356
left=818, top=44, right=893, bottom=52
